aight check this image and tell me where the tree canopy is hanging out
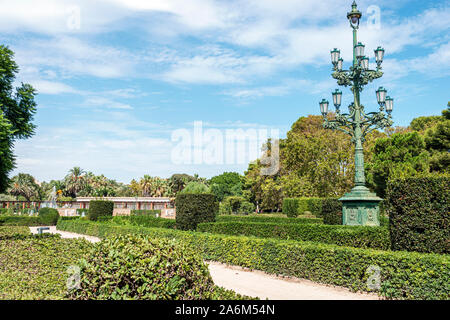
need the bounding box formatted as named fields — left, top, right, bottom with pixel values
left=0, top=45, right=37, bottom=193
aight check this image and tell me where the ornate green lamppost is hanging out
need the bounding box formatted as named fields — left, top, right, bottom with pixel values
left=319, top=1, right=394, bottom=226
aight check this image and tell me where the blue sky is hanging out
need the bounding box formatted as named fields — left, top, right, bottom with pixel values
left=1, top=0, right=449, bottom=183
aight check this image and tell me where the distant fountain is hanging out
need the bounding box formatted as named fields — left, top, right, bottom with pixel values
left=50, top=186, right=57, bottom=208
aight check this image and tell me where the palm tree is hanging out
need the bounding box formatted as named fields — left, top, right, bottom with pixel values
left=65, top=167, right=86, bottom=198
left=140, top=175, right=154, bottom=196
left=9, top=173, right=40, bottom=201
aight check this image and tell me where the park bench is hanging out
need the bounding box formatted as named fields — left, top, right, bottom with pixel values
left=37, top=227, right=50, bottom=235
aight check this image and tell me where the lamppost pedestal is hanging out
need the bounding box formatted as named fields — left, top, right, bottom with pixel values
left=339, top=186, right=382, bottom=226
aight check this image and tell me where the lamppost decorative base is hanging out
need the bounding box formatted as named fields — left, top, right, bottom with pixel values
left=339, top=186, right=383, bottom=226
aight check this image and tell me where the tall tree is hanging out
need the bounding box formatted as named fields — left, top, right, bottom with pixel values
left=0, top=45, right=37, bottom=192
left=8, top=173, right=41, bottom=201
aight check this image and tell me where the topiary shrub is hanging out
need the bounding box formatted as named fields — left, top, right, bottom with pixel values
left=322, top=198, right=342, bottom=225
left=282, top=198, right=299, bottom=217
left=88, top=200, right=114, bottom=221
left=386, top=176, right=449, bottom=254
left=175, top=193, right=218, bottom=230
left=67, top=235, right=219, bottom=300
left=38, top=207, right=60, bottom=225
left=306, top=198, right=323, bottom=216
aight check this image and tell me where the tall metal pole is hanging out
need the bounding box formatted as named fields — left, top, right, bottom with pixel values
left=321, top=1, right=394, bottom=226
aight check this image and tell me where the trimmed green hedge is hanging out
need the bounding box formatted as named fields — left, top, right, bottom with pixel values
left=0, top=226, right=31, bottom=239
left=38, top=208, right=60, bottom=225
left=216, top=215, right=323, bottom=225
left=0, top=235, right=92, bottom=299
left=197, top=222, right=390, bottom=250
left=283, top=198, right=324, bottom=217
left=0, top=216, right=44, bottom=226
left=386, top=176, right=450, bottom=254
left=130, top=209, right=161, bottom=216
left=88, top=200, right=114, bottom=221
left=175, top=193, right=218, bottom=230
left=110, top=215, right=176, bottom=229
left=282, top=198, right=299, bottom=217
left=57, top=220, right=450, bottom=300
left=322, top=198, right=342, bottom=225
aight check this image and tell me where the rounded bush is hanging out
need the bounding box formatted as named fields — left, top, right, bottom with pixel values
left=88, top=200, right=114, bottom=221
left=38, top=207, right=60, bottom=225
left=68, top=235, right=218, bottom=300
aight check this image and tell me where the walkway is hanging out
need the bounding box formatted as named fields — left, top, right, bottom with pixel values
left=29, top=226, right=379, bottom=300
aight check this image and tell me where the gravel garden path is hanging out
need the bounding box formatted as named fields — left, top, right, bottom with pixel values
left=30, top=226, right=379, bottom=300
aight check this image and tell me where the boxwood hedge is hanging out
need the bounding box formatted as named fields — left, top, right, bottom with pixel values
left=88, top=200, right=114, bottom=221
left=110, top=215, right=176, bottom=229
left=282, top=198, right=299, bottom=217
left=0, top=235, right=92, bottom=299
left=216, top=215, right=322, bottom=225
left=386, top=176, right=449, bottom=254
left=175, top=193, right=218, bottom=230
left=0, top=216, right=44, bottom=226
left=57, top=220, right=450, bottom=300
left=197, top=222, right=390, bottom=250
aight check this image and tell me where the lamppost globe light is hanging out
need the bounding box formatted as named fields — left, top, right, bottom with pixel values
left=355, top=42, right=365, bottom=58
left=385, top=96, right=394, bottom=113
left=319, top=99, right=329, bottom=116
left=337, top=58, right=343, bottom=71
left=374, top=46, right=385, bottom=64
left=331, top=48, right=340, bottom=65
left=332, top=89, right=342, bottom=107
left=361, top=56, right=369, bottom=70
left=376, top=87, right=387, bottom=104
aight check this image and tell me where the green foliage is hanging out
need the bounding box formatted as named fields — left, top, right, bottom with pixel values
left=306, top=198, right=323, bottom=216
left=175, top=194, right=218, bottom=230
left=0, top=216, right=44, bottom=226
left=38, top=207, right=60, bottom=225
left=130, top=209, right=161, bottom=216
left=209, top=172, right=243, bottom=201
left=58, top=220, right=450, bottom=300
left=0, top=226, right=31, bottom=239
left=88, top=200, right=114, bottom=221
left=216, top=215, right=322, bottom=225
left=68, top=235, right=221, bottom=300
left=220, top=196, right=255, bottom=215
left=282, top=198, right=299, bottom=217
left=386, top=176, right=449, bottom=254
left=0, top=235, right=91, bottom=299
left=179, top=181, right=211, bottom=194
left=198, top=222, right=390, bottom=250
left=8, top=173, right=42, bottom=201
left=0, top=46, right=37, bottom=193
left=321, top=198, right=342, bottom=225
left=366, top=132, right=430, bottom=198
left=110, top=215, right=176, bottom=229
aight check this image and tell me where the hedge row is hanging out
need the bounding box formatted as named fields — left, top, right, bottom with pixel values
left=0, top=235, right=92, bottom=299
left=0, top=226, right=31, bottom=239
left=197, top=222, right=390, bottom=250
left=57, top=220, right=450, bottom=300
left=110, top=215, right=176, bottom=229
left=386, top=176, right=449, bottom=254
left=216, top=215, right=323, bottom=225
left=0, top=216, right=44, bottom=226
left=282, top=197, right=328, bottom=217
left=130, top=209, right=161, bottom=216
